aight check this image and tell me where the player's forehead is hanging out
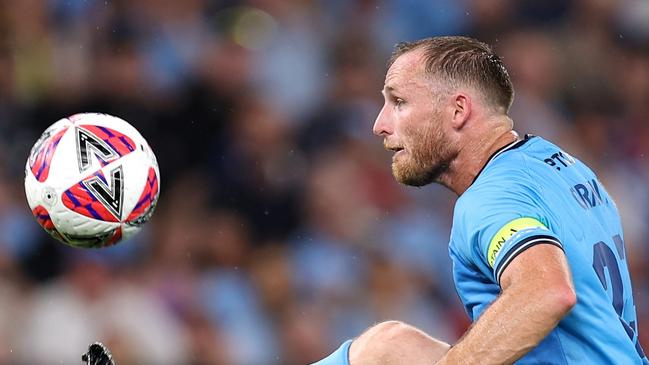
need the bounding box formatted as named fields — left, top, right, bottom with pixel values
left=383, top=48, right=429, bottom=93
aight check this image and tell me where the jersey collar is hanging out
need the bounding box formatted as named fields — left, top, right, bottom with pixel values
left=471, top=134, right=536, bottom=185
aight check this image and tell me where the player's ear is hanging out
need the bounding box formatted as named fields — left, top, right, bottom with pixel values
left=451, top=93, right=471, bottom=130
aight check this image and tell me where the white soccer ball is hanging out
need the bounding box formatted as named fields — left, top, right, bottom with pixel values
left=24, top=113, right=160, bottom=248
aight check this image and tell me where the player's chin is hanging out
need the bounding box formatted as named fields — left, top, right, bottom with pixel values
left=392, top=161, right=437, bottom=187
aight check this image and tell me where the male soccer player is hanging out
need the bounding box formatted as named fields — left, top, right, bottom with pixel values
left=314, top=36, right=649, bottom=364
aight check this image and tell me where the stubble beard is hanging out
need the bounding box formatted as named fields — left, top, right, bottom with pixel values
left=392, top=121, right=457, bottom=187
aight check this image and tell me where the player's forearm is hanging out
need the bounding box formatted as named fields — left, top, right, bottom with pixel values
left=437, top=284, right=575, bottom=365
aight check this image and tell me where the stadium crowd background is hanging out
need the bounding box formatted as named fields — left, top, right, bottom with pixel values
left=0, top=0, right=648, bottom=364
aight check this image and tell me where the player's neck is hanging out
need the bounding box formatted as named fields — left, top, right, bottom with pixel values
left=442, top=129, right=519, bottom=196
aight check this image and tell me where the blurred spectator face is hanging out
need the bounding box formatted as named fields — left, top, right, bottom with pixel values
left=279, top=303, right=330, bottom=365
left=249, top=245, right=292, bottom=312
left=305, top=148, right=375, bottom=241
left=139, top=0, right=205, bottom=24
left=330, top=37, right=382, bottom=102
left=469, top=0, right=514, bottom=30
left=199, top=40, right=252, bottom=95
left=231, top=99, right=290, bottom=159
left=617, top=50, right=649, bottom=112
left=499, top=31, right=562, bottom=99
left=95, top=44, right=146, bottom=99
left=202, top=211, right=251, bottom=268
left=373, top=48, right=456, bottom=187
left=67, top=258, right=110, bottom=302
left=0, top=54, right=13, bottom=100
left=8, top=0, right=47, bottom=41
left=574, top=0, right=618, bottom=24
left=185, top=311, right=232, bottom=365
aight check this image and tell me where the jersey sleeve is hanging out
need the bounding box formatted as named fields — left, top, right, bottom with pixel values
left=312, top=340, right=352, bottom=365
left=450, top=169, right=564, bottom=285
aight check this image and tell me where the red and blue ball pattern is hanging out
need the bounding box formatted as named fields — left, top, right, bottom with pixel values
left=103, top=227, right=122, bottom=247
left=30, top=128, right=68, bottom=182
left=60, top=125, right=138, bottom=223
left=127, top=167, right=159, bottom=223
left=32, top=205, right=67, bottom=243
left=62, top=166, right=159, bottom=225
left=32, top=205, right=55, bottom=230
left=79, top=124, right=136, bottom=164
left=62, top=170, right=120, bottom=223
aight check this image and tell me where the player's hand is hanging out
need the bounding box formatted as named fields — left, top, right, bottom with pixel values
left=81, top=342, right=116, bottom=365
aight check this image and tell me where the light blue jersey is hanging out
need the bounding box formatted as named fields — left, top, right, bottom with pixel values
left=450, top=135, right=648, bottom=364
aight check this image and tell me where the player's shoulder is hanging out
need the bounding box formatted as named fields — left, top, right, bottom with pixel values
left=457, top=136, right=545, bottom=210
left=474, top=135, right=557, bottom=185
left=450, top=135, right=559, bottom=264
left=452, top=136, right=550, bottom=233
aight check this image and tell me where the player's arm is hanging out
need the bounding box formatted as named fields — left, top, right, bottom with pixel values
left=436, top=243, right=576, bottom=365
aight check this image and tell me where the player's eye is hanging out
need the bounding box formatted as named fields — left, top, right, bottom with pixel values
left=394, top=97, right=405, bottom=109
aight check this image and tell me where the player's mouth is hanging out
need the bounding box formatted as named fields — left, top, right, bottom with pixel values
left=386, top=146, right=405, bottom=159
left=385, top=145, right=404, bottom=152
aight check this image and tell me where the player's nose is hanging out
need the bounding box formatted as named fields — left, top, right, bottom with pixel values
left=373, top=105, right=393, bottom=136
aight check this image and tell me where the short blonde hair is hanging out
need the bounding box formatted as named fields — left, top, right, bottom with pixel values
left=389, top=36, right=515, bottom=113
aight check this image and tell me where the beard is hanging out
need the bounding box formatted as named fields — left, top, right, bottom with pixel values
left=392, top=120, right=457, bottom=187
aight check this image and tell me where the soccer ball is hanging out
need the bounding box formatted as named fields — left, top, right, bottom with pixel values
left=24, top=113, right=160, bottom=248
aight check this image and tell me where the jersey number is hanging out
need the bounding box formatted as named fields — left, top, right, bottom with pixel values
left=592, top=237, right=645, bottom=358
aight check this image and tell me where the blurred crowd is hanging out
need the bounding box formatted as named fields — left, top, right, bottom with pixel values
left=1, top=0, right=648, bottom=364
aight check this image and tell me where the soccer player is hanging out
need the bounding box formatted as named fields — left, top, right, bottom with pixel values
left=314, top=36, right=649, bottom=364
